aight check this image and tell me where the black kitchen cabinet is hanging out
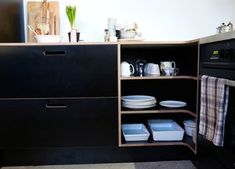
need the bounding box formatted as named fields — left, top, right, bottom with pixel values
left=0, top=43, right=197, bottom=166
left=0, top=45, right=117, bottom=98
left=0, top=44, right=118, bottom=148
left=0, top=98, right=117, bottom=148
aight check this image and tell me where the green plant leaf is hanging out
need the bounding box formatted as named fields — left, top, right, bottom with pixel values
left=66, top=5, right=77, bottom=29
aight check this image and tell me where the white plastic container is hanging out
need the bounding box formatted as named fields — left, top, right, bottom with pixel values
left=183, top=119, right=196, bottom=137
left=122, top=123, right=150, bottom=141
left=148, top=119, right=184, bottom=141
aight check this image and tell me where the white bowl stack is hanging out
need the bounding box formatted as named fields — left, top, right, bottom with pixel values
left=183, top=119, right=196, bottom=137
left=122, top=95, right=156, bottom=109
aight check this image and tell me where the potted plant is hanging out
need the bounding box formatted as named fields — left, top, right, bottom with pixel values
left=66, top=5, right=80, bottom=42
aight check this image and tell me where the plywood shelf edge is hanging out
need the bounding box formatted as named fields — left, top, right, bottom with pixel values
left=119, top=142, right=196, bottom=154
left=121, top=109, right=196, bottom=117
left=120, top=76, right=198, bottom=81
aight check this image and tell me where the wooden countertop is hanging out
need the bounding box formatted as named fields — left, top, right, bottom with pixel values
left=199, top=30, right=235, bottom=44
left=0, top=40, right=199, bottom=46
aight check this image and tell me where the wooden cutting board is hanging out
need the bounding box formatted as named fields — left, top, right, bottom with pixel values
left=27, top=1, right=60, bottom=42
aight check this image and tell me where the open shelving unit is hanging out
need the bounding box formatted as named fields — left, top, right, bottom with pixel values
left=118, top=41, right=199, bottom=154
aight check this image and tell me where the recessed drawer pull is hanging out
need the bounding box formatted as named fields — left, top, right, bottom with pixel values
left=43, top=50, right=66, bottom=56
left=45, top=104, right=68, bottom=109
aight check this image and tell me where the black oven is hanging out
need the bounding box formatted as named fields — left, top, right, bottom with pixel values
left=200, top=38, right=235, bottom=169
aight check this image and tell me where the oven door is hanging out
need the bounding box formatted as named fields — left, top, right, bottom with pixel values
left=199, top=40, right=235, bottom=169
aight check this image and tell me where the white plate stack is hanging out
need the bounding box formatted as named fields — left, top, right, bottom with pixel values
left=122, top=95, right=156, bottom=109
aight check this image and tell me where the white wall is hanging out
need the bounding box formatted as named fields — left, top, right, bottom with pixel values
left=25, top=0, right=234, bottom=42
left=232, top=0, right=235, bottom=25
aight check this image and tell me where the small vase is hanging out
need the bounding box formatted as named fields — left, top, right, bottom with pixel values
left=68, top=29, right=80, bottom=42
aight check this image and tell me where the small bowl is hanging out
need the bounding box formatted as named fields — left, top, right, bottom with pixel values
left=121, top=31, right=136, bottom=39
left=35, top=35, right=61, bottom=43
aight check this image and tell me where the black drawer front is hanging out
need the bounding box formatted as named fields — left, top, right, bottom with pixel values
left=0, top=45, right=117, bottom=98
left=0, top=98, right=118, bottom=148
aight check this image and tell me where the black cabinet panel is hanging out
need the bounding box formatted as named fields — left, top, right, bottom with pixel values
left=0, top=98, right=118, bottom=148
left=0, top=45, right=117, bottom=98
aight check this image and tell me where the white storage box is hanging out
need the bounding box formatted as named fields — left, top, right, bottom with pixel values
left=148, top=119, right=184, bottom=141
left=122, top=123, right=150, bottom=141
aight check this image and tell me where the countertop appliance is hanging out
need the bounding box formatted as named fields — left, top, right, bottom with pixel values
left=200, top=33, right=235, bottom=169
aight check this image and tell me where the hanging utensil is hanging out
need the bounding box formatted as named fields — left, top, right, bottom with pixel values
left=27, top=25, right=38, bottom=35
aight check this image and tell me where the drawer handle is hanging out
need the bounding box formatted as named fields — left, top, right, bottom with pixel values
left=43, top=50, right=66, bottom=56
left=45, top=104, right=68, bottom=109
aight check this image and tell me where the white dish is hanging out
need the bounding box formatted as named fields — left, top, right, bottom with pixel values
left=35, top=35, right=61, bottom=43
left=122, top=103, right=156, bottom=109
left=122, top=100, right=156, bottom=106
left=148, top=119, right=184, bottom=141
left=148, top=119, right=175, bottom=127
left=159, top=100, right=187, bottom=108
left=122, top=95, right=156, bottom=103
left=120, top=31, right=136, bottom=39
left=122, top=123, right=150, bottom=141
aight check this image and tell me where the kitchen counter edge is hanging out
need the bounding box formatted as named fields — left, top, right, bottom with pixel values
left=0, top=40, right=199, bottom=46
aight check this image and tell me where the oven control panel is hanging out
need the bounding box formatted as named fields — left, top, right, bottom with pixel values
left=209, top=48, right=233, bottom=60
left=200, top=39, right=235, bottom=70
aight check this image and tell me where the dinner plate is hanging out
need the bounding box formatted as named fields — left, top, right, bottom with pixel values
left=122, top=100, right=157, bottom=106
left=159, top=100, right=187, bottom=108
left=122, top=103, right=156, bottom=109
left=122, top=95, right=156, bottom=103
